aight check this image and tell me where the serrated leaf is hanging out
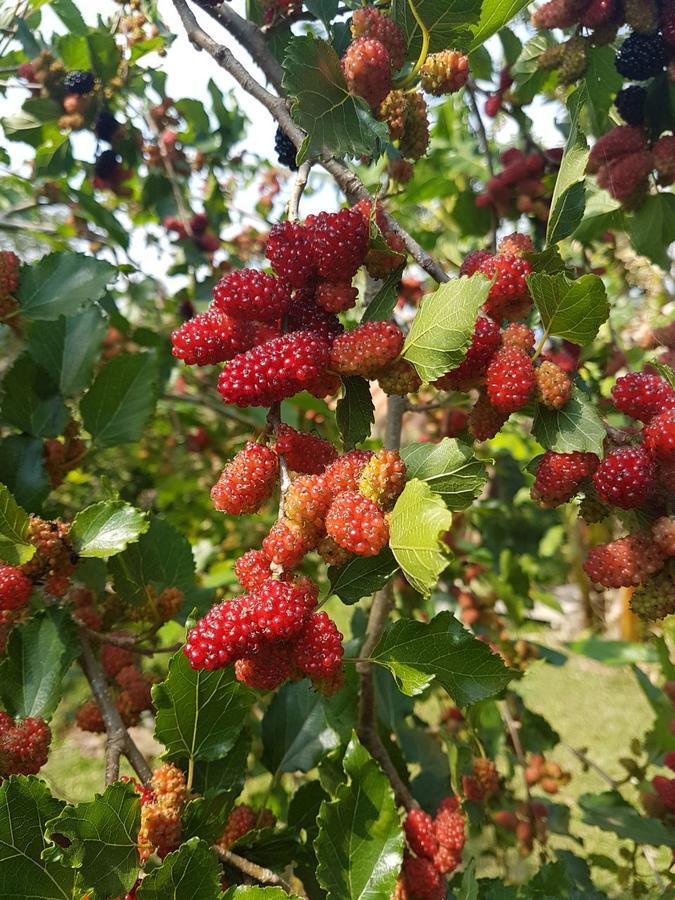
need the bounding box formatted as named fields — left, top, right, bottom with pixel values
left=401, top=438, right=488, bottom=510
left=649, top=360, right=675, bottom=389
left=1, top=354, right=69, bottom=439
left=108, top=516, right=194, bottom=606
left=71, top=500, right=148, bottom=559
left=336, top=376, right=374, bottom=449
left=579, top=792, right=675, bottom=847
left=371, top=611, right=515, bottom=703
left=16, top=252, right=115, bottom=321
left=80, top=352, right=159, bottom=447
left=283, top=35, right=388, bottom=162
left=328, top=547, right=399, bottom=605
left=26, top=306, right=108, bottom=397
left=532, top=385, right=605, bottom=456
left=0, top=483, right=35, bottom=566
left=0, top=776, right=75, bottom=899
left=392, top=0, right=480, bottom=57
left=402, top=276, right=490, bottom=383
left=528, top=272, right=609, bottom=345
left=316, top=736, right=403, bottom=900
left=584, top=46, right=623, bottom=136
left=262, top=679, right=353, bottom=773
left=0, top=435, right=50, bottom=513
left=361, top=267, right=405, bottom=323
left=547, top=87, right=589, bottom=245
left=627, top=193, right=675, bottom=270
left=469, top=0, right=530, bottom=50
left=0, top=607, right=79, bottom=720
left=136, top=838, right=221, bottom=900
left=44, top=782, right=140, bottom=899
left=192, top=728, right=250, bottom=800
left=222, top=888, right=302, bottom=900
left=153, top=651, right=253, bottom=762
left=389, top=479, right=453, bottom=597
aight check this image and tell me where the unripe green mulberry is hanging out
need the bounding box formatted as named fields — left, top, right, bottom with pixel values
left=630, top=562, right=675, bottom=621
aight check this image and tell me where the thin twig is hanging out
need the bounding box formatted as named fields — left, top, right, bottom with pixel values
left=500, top=696, right=535, bottom=806
left=213, top=845, right=292, bottom=892
left=563, top=743, right=619, bottom=789
left=78, top=629, right=153, bottom=784
left=287, top=161, right=311, bottom=222
left=267, top=400, right=290, bottom=520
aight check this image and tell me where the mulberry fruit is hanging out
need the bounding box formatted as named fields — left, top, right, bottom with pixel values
left=611, top=373, right=675, bottom=422
left=290, top=611, right=344, bottom=679
left=420, top=50, right=469, bottom=96
left=358, top=449, right=406, bottom=509
left=535, top=361, right=572, bottom=409
left=615, top=32, right=666, bottom=80
left=171, top=312, right=256, bottom=366
left=0, top=566, right=32, bottom=611
left=274, top=126, right=298, bottom=170
left=306, top=208, right=369, bottom=281
left=351, top=7, right=406, bottom=71
left=342, top=38, right=392, bottom=109
left=644, top=409, right=675, bottom=461
left=325, top=490, right=389, bottom=556
left=435, top=316, right=501, bottom=391
left=584, top=530, right=665, bottom=588
left=274, top=424, right=337, bottom=474
left=265, top=220, right=315, bottom=288
left=532, top=451, right=597, bottom=507
left=329, top=321, right=404, bottom=377
left=486, top=346, right=535, bottom=413
left=212, top=269, right=291, bottom=323
left=592, top=446, right=655, bottom=508
left=211, top=442, right=279, bottom=515
left=478, top=253, right=533, bottom=322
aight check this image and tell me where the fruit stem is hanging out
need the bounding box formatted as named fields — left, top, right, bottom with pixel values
left=395, top=0, right=429, bottom=88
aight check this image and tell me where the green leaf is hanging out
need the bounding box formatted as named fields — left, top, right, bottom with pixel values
left=73, top=191, right=129, bottom=249
left=153, top=651, right=254, bottom=762
left=26, top=306, right=108, bottom=396
left=579, top=792, right=675, bottom=848
left=547, top=87, right=589, bottom=246
left=283, top=35, right=388, bottom=162
left=316, top=736, right=403, bottom=900
left=627, top=193, right=675, bottom=270
left=1, top=354, right=69, bottom=438
left=108, top=516, right=194, bottom=605
left=136, top=838, right=221, bottom=900
left=389, top=479, right=453, bottom=597
left=649, top=360, right=675, bottom=389
left=0, top=435, right=50, bottom=513
left=511, top=34, right=555, bottom=104
left=371, top=611, right=515, bottom=703
left=223, top=888, right=302, bottom=900
left=328, top=547, right=399, bottom=604
left=402, top=276, right=490, bottom=383
left=71, top=500, right=148, bottom=559
left=336, top=376, right=374, bottom=449
left=401, top=438, right=488, bottom=510
left=44, top=781, right=141, bottom=899
left=532, top=385, right=605, bottom=456
left=262, top=680, right=350, bottom=774
left=16, top=252, right=115, bottom=321
left=469, top=0, right=530, bottom=50
left=0, top=607, right=79, bottom=720
left=527, top=272, right=609, bottom=345
left=584, top=46, right=622, bottom=136
left=0, top=776, right=75, bottom=899
left=392, top=0, right=480, bottom=57
left=51, top=0, right=87, bottom=34
left=192, top=728, right=250, bottom=800
left=0, top=483, right=35, bottom=566
left=80, top=352, right=159, bottom=447
left=361, top=267, right=404, bottom=323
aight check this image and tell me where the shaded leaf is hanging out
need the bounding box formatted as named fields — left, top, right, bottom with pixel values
left=0, top=435, right=49, bottom=513
left=470, top=0, right=530, bottom=50
left=71, top=500, right=148, bottom=559
left=371, top=611, right=515, bottom=703
left=579, top=791, right=675, bottom=847
left=532, top=385, right=605, bottom=456
left=389, top=479, right=453, bottom=597
left=223, top=888, right=302, bottom=899
left=26, top=306, right=108, bottom=397
left=547, top=87, right=589, bottom=245
left=401, top=438, right=488, bottom=510
left=1, top=354, right=69, bottom=438
left=16, top=252, right=115, bottom=321
left=0, top=483, right=35, bottom=566
left=627, top=193, right=675, bottom=270
left=361, top=267, right=405, bottom=323
left=528, top=272, right=609, bottom=345
left=136, top=838, right=221, bottom=900
left=329, top=547, right=399, bottom=605
left=336, top=376, right=374, bottom=449
left=392, top=0, right=480, bottom=57
left=192, top=728, right=251, bottom=800
left=402, top=276, right=489, bottom=383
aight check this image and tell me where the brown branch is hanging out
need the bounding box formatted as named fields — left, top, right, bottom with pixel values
left=85, top=628, right=182, bottom=656
left=213, top=845, right=292, bottom=892
left=169, top=0, right=449, bottom=284
left=78, top=629, right=153, bottom=785
left=563, top=743, right=619, bottom=789
left=500, top=696, right=535, bottom=807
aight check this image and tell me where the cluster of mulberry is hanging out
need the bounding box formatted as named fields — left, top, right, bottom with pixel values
left=131, top=763, right=188, bottom=861
left=164, top=211, right=220, bottom=254
left=216, top=803, right=276, bottom=850
left=586, top=126, right=674, bottom=209
left=462, top=757, right=500, bottom=803
left=397, top=799, right=466, bottom=899
left=475, top=148, right=562, bottom=222
left=0, top=711, right=51, bottom=776
left=492, top=801, right=550, bottom=856
left=524, top=754, right=572, bottom=795
left=76, top=637, right=154, bottom=732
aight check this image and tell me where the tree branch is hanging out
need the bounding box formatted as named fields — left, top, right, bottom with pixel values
left=78, top=629, right=152, bottom=784
left=287, top=161, right=311, bottom=222
left=213, top=845, right=292, bottom=892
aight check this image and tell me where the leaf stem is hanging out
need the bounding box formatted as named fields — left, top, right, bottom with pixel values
left=395, top=0, right=429, bottom=88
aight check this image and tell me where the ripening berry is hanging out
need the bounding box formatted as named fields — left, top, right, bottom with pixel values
left=497, top=233, right=534, bottom=257
left=211, top=442, right=278, bottom=515
left=325, top=491, right=389, bottom=556
left=115, top=666, right=153, bottom=716
left=535, top=361, right=572, bottom=409
left=652, top=517, right=675, bottom=556
left=532, top=0, right=578, bottom=29
left=586, top=126, right=647, bottom=174
left=592, top=446, right=656, bottom=509
left=329, top=321, right=404, bottom=377
left=486, top=346, right=535, bottom=413
left=404, top=809, right=438, bottom=859
left=644, top=409, right=675, bottom=462
left=284, top=474, right=333, bottom=534
left=584, top=530, right=665, bottom=588
left=76, top=701, right=105, bottom=733
left=0, top=251, right=20, bottom=297
left=652, top=774, right=675, bottom=811
left=0, top=716, right=51, bottom=776
left=287, top=291, right=344, bottom=345
left=316, top=281, right=358, bottom=313
left=217, top=804, right=276, bottom=850
left=653, top=135, right=675, bottom=185
left=630, top=563, right=675, bottom=621
left=400, top=852, right=445, bottom=900
left=274, top=424, right=337, bottom=474
left=435, top=316, right=501, bottom=391
left=502, top=323, right=535, bottom=352
left=0, top=566, right=32, bottom=611
left=262, top=518, right=317, bottom=568
left=460, top=249, right=492, bottom=277
left=218, top=331, right=331, bottom=407
left=468, top=390, right=507, bottom=441
left=478, top=253, right=533, bottom=322
left=358, top=449, right=406, bottom=509
left=351, top=7, right=406, bottom=71
left=265, top=220, right=315, bottom=288
left=612, top=372, right=675, bottom=422
left=532, top=451, right=597, bottom=507
left=171, top=312, right=257, bottom=366
left=291, top=611, right=344, bottom=680
left=138, top=803, right=182, bottom=861
left=306, top=208, right=369, bottom=280
left=375, top=358, right=422, bottom=396
left=379, top=89, right=408, bottom=141
left=352, top=199, right=407, bottom=280
left=235, top=549, right=273, bottom=591
left=211, top=269, right=291, bottom=323
left=342, top=38, right=392, bottom=109
left=420, top=50, right=469, bottom=96
left=324, top=450, right=373, bottom=496
left=473, top=757, right=500, bottom=798
left=399, top=92, right=429, bottom=160
left=235, top=643, right=293, bottom=690
left=317, top=535, right=353, bottom=567
left=150, top=762, right=188, bottom=810
left=596, top=151, right=653, bottom=206
left=100, top=642, right=135, bottom=678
